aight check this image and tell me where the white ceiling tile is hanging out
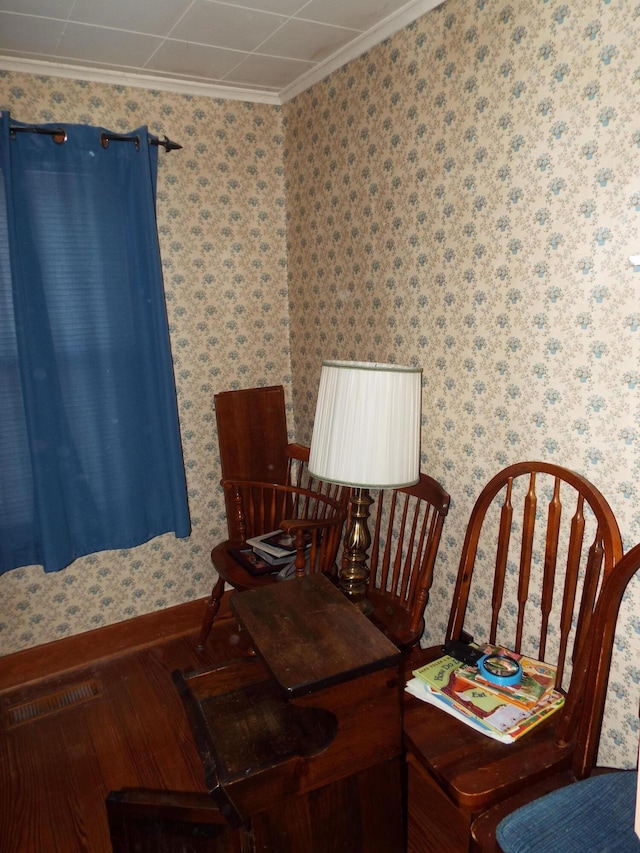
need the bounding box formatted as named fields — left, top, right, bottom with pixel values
left=259, top=18, right=358, bottom=63
left=170, top=1, right=286, bottom=52
left=0, top=13, right=65, bottom=53
left=147, top=39, right=242, bottom=81
left=0, top=0, right=75, bottom=15
left=55, top=23, right=162, bottom=65
left=218, top=0, right=310, bottom=13
left=69, top=0, right=193, bottom=36
left=225, top=52, right=312, bottom=88
left=300, top=0, right=410, bottom=30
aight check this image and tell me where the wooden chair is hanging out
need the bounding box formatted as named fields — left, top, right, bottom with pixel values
left=470, top=540, right=640, bottom=852
left=197, top=385, right=346, bottom=650
left=364, top=473, right=451, bottom=650
left=402, top=461, right=623, bottom=853
left=197, top=479, right=347, bottom=649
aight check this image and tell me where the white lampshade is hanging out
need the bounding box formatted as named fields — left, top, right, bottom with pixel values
left=309, top=360, right=422, bottom=489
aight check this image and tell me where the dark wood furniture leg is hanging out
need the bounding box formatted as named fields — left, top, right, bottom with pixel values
left=196, top=574, right=226, bottom=650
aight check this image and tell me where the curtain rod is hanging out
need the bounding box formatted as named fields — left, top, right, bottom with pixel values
left=9, top=125, right=182, bottom=152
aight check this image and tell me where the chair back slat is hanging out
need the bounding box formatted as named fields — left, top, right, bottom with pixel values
left=490, top=478, right=514, bottom=645
left=567, top=536, right=604, bottom=694
left=446, top=461, right=623, bottom=739
left=555, top=496, right=585, bottom=685
left=405, top=502, right=433, bottom=632
left=397, top=498, right=419, bottom=604
left=285, top=443, right=349, bottom=512
left=286, top=443, right=307, bottom=490
left=222, top=479, right=346, bottom=577
left=539, top=478, right=562, bottom=661
left=365, top=473, right=450, bottom=650
left=515, top=475, right=537, bottom=651
left=369, top=493, right=386, bottom=582
left=390, top=495, right=409, bottom=599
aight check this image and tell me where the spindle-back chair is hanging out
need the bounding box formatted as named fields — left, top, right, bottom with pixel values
left=471, top=539, right=640, bottom=852
left=365, top=473, right=450, bottom=650
left=403, top=461, right=623, bottom=852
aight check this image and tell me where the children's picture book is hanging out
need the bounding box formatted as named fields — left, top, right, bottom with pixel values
left=409, top=649, right=564, bottom=744
left=455, top=644, right=556, bottom=710
left=414, top=662, right=528, bottom=723
left=405, top=676, right=564, bottom=744
left=412, top=655, right=463, bottom=691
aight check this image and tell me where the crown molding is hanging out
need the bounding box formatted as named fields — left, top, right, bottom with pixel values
left=0, top=0, right=445, bottom=106
left=0, top=56, right=281, bottom=105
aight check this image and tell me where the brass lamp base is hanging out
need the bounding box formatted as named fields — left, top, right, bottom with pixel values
left=339, top=487, right=374, bottom=616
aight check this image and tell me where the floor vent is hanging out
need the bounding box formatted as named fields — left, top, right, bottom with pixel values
left=3, top=680, right=101, bottom=729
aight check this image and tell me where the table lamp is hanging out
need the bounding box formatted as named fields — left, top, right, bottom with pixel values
left=309, top=360, right=422, bottom=613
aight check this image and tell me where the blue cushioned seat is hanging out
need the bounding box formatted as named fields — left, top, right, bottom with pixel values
left=497, top=771, right=640, bottom=853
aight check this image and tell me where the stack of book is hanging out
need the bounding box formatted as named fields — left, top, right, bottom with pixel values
left=246, top=530, right=310, bottom=566
left=228, top=529, right=313, bottom=579
left=405, top=644, right=564, bottom=744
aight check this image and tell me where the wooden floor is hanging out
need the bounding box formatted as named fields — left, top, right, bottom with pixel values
left=0, top=595, right=262, bottom=853
left=0, top=594, right=442, bottom=853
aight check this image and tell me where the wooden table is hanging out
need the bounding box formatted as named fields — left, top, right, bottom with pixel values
left=176, top=573, right=405, bottom=852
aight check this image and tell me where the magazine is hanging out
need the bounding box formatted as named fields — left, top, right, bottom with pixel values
left=245, top=529, right=312, bottom=563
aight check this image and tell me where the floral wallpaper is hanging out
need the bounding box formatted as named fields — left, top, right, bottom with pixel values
left=284, top=0, right=640, bottom=767
left=0, top=73, right=291, bottom=656
left=1, top=0, right=639, bottom=768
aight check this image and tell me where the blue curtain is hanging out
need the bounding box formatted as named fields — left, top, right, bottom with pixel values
left=0, top=113, right=190, bottom=575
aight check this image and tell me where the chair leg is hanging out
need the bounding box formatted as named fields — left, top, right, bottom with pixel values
left=196, top=575, right=226, bottom=651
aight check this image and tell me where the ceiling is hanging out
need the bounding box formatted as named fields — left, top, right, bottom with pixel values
left=0, top=0, right=443, bottom=104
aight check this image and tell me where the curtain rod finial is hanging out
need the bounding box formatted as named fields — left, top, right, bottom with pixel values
left=157, top=135, right=182, bottom=153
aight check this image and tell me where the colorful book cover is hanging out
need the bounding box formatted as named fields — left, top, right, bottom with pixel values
left=405, top=677, right=513, bottom=743
left=504, top=691, right=565, bottom=740
left=405, top=677, right=565, bottom=744
left=228, top=547, right=282, bottom=575
left=412, top=655, right=462, bottom=691
left=455, top=644, right=556, bottom=710
left=413, top=656, right=529, bottom=725
left=442, top=672, right=530, bottom=726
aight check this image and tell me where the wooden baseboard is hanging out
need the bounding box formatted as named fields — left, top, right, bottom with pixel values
left=0, top=594, right=234, bottom=696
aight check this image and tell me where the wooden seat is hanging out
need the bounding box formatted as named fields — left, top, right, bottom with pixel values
left=470, top=539, right=640, bottom=852
left=197, top=385, right=347, bottom=650
left=402, top=461, right=623, bottom=853
left=364, top=473, right=450, bottom=650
